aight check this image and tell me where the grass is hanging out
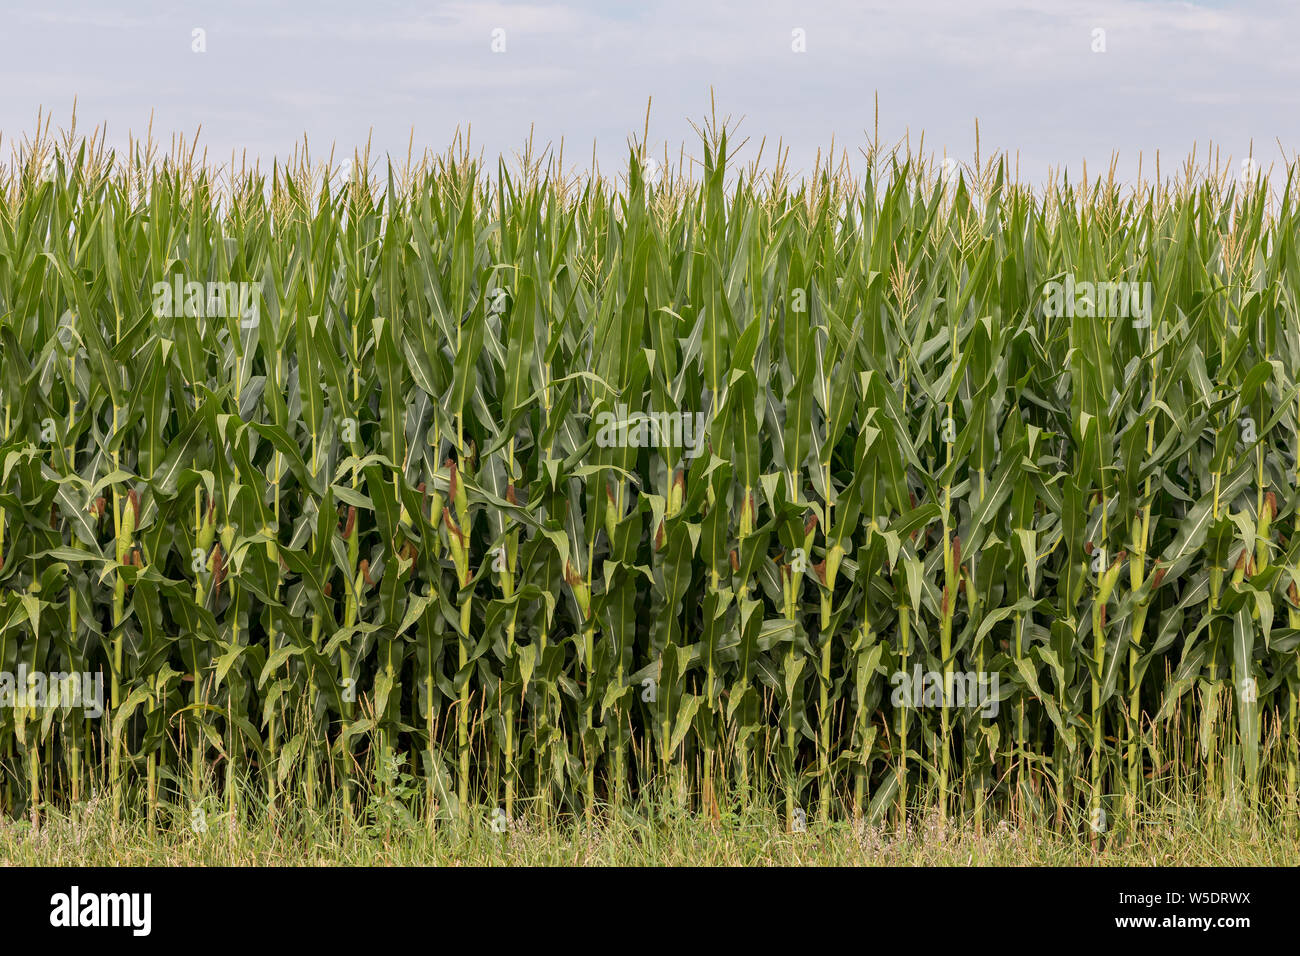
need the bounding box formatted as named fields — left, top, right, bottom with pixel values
left=3, top=788, right=1295, bottom=866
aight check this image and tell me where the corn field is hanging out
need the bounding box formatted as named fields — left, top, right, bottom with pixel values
left=1, top=122, right=1299, bottom=832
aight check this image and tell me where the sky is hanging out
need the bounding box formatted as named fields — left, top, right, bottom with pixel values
left=1, top=0, right=1296, bottom=185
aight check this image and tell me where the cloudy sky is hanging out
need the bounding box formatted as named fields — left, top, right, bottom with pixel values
left=1, top=0, right=1296, bottom=184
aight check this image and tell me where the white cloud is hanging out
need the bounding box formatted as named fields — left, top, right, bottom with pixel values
left=0, top=0, right=1295, bottom=183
